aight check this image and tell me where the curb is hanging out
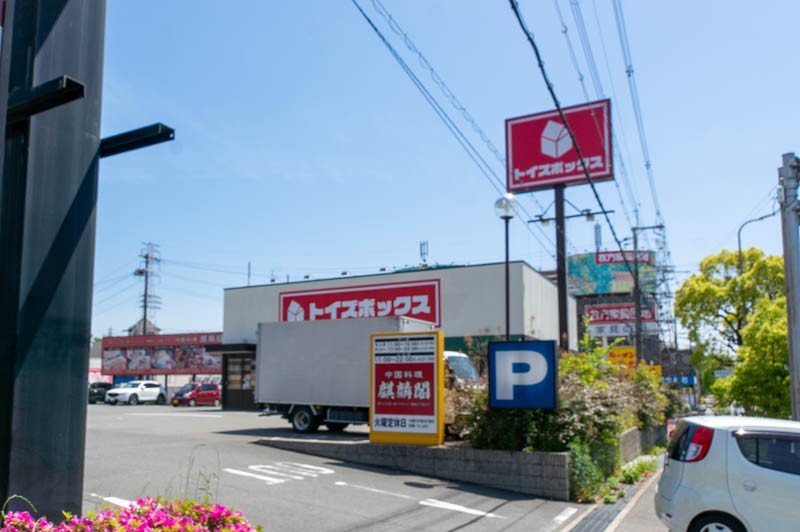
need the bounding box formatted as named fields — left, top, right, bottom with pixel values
left=604, top=466, right=661, bottom=532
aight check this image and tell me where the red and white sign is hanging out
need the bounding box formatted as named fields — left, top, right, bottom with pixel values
left=596, top=250, right=652, bottom=265
left=585, top=303, right=657, bottom=337
left=506, top=99, right=612, bottom=192
left=280, top=280, right=440, bottom=326
left=102, top=332, right=222, bottom=349
left=371, top=333, right=440, bottom=436
left=101, top=332, right=222, bottom=376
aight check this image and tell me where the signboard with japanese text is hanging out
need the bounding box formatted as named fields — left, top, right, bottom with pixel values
left=370, top=331, right=444, bottom=446
left=663, top=375, right=695, bottom=386
left=101, top=332, right=222, bottom=376
left=608, top=346, right=636, bottom=368
left=568, top=251, right=657, bottom=296
left=280, top=280, right=440, bottom=327
left=585, top=302, right=658, bottom=338
left=646, top=364, right=663, bottom=378
left=488, top=340, right=557, bottom=409
left=506, top=99, right=612, bottom=192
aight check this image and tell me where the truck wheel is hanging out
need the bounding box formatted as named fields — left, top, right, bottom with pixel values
left=325, top=422, right=348, bottom=432
left=291, top=406, right=320, bottom=433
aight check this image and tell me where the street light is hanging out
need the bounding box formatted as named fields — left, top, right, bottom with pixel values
left=495, top=193, right=518, bottom=341
left=737, top=210, right=777, bottom=273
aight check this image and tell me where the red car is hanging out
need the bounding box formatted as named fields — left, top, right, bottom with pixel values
left=171, top=382, right=221, bottom=407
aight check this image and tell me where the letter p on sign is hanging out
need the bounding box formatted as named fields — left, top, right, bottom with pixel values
left=488, top=341, right=557, bottom=409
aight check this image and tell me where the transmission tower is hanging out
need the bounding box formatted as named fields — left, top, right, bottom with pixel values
left=134, top=242, right=161, bottom=335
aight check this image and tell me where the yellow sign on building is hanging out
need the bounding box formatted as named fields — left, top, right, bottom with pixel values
left=370, top=331, right=444, bottom=446
left=608, top=346, right=636, bottom=368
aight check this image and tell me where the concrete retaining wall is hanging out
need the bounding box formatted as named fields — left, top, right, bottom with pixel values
left=620, top=425, right=668, bottom=465
left=259, top=439, right=570, bottom=500
left=259, top=426, right=666, bottom=500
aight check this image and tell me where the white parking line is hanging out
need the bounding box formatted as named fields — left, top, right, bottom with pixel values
left=89, top=493, right=133, bottom=507
left=334, top=481, right=414, bottom=499
left=420, top=498, right=505, bottom=519
left=335, top=480, right=504, bottom=519
left=126, top=413, right=223, bottom=418
left=554, top=507, right=578, bottom=524
left=224, top=468, right=286, bottom=485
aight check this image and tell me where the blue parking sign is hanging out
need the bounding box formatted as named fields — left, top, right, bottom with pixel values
left=488, top=341, right=558, bottom=409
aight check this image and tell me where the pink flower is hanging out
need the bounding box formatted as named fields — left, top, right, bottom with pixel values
left=0, top=499, right=260, bottom=532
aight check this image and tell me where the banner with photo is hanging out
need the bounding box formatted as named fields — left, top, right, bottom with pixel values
left=101, top=332, right=222, bottom=376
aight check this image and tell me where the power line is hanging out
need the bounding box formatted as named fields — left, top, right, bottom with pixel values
left=93, top=272, right=135, bottom=293
left=566, top=0, right=639, bottom=230
left=612, top=0, right=662, bottom=223
left=160, top=258, right=247, bottom=276
left=352, top=0, right=554, bottom=254
left=369, top=0, right=550, bottom=215
left=508, top=0, right=636, bottom=279
left=92, top=279, right=140, bottom=309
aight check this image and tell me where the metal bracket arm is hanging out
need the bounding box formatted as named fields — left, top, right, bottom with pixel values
left=6, top=75, right=85, bottom=125
left=99, top=123, right=175, bottom=158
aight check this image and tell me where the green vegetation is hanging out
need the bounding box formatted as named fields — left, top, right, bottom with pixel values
left=676, top=248, right=789, bottom=417
left=621, top=457, right=658, bottom=484
left=456, top=331, right=672, bottom=502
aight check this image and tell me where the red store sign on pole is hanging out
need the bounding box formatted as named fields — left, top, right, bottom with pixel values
left=506, top=99, right=612, bottom=192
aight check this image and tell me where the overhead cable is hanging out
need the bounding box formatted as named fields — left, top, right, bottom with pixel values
left=508, top=0, right=636, bottom=278
left=352, top=0, right=554, bottom=254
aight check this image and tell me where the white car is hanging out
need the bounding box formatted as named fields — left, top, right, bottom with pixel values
left=655, top=415, right=800, bottom=531
left=105, top=380, right=166, bottom=405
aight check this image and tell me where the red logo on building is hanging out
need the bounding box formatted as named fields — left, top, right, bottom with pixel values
left=279, top=280, right=440, bottom=327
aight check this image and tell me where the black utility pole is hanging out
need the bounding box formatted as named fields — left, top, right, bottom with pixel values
left=0, top=3, right=173, bottom=519
left=555, top=185, right=568, bottom=352
left=631, top=224, right=663, bottom=362
left=633, top=230, right=642, bottom=362
left=134, top=242, right=159, bottom=335
left=0, top=0, right=104, bottom=519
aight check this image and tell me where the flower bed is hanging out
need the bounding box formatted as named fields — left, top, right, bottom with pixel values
left=1, top=497, right=261, bottom=532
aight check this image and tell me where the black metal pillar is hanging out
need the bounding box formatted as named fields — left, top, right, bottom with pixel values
left=555, top=185, right=568, bottom=352
left=0, top=0, right=106, bottom=519
left=633, top=230, right=642, bottom=361
left=504, top=216, right=511, bottom=341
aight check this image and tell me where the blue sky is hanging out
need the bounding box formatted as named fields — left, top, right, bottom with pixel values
left=92, top=1, right=798, bottom=342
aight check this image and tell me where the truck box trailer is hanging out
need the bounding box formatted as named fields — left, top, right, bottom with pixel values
left=256, top=316, right=435, bottom=432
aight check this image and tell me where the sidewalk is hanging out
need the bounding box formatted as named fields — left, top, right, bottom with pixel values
left=568, top=464, right=666, bottom=532
left=608, top=468, right=666, bottom=532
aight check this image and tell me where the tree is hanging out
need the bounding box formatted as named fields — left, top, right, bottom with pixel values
left=712, top=297, right=790, bottom=417
left=675, top=248, right=784, bottom=386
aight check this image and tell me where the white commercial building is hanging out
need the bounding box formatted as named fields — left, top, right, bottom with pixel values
left=222, top=261, right=577, bottom=352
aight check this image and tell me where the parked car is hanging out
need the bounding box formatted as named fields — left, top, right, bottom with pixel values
left=88, top=381, right=113, bottom=404
left=105, top=380, right=166, bottom=405
left=655, top=415, right=800, bottom=531
left=171, top=382, right=221, bottom=407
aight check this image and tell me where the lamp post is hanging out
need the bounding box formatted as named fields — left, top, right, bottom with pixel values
left=495, top=194, right=518, bottom=341
left=496, top=193, right=525, bottom=449
left=737, top=211, right=777, bottom=273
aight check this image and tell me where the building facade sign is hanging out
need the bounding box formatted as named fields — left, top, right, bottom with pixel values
left=585, top=302, right=657, bottom=337
left=568, top=251, right=657, bottom=296
left=279, top=280, right=441, bottom=327
left=101, top=332, right=222, bottom=376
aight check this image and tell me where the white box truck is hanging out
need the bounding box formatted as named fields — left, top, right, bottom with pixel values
left=257, top=317, right=482, bottom=433
left=256, top=316, right=436, bottom=433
